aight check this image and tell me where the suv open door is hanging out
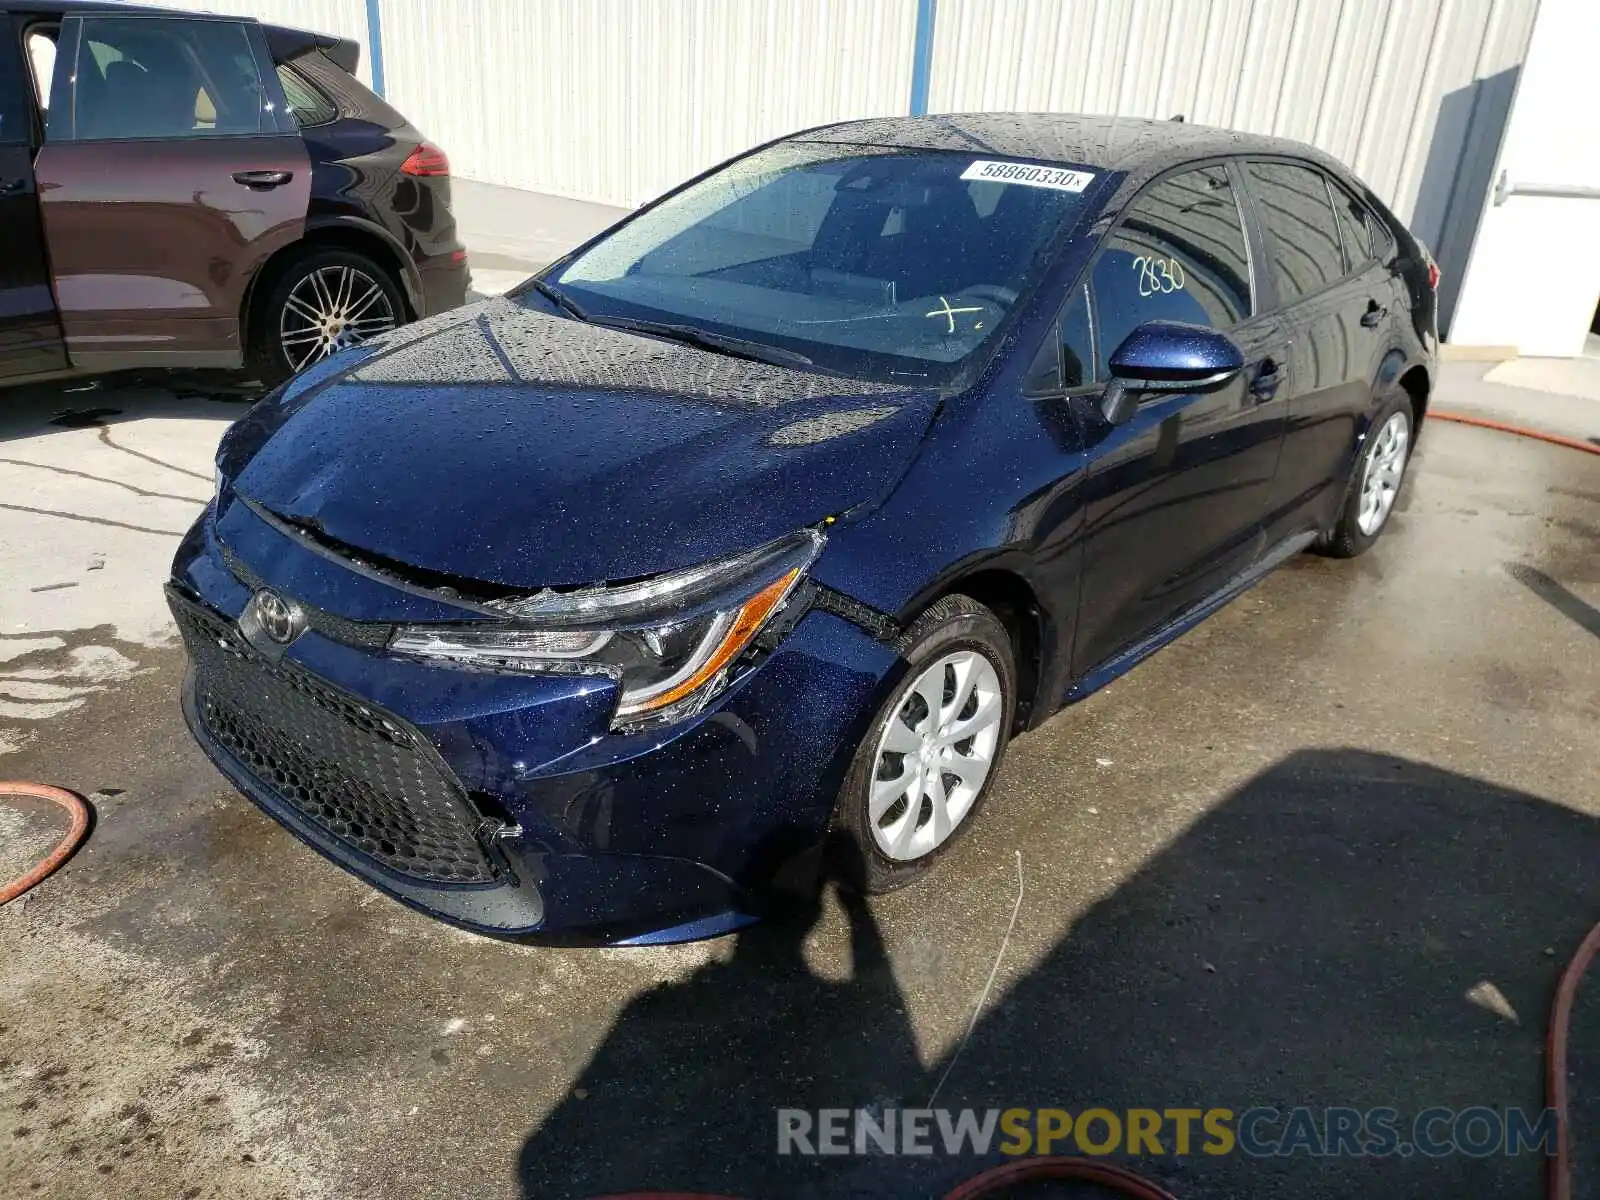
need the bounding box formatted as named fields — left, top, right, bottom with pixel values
left=0, top=10, right=67, bottom=382
left=32, top=11, right=309, bottom=373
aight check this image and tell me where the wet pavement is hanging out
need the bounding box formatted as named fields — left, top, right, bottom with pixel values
left=1, top=378, right=1598, bottom=1199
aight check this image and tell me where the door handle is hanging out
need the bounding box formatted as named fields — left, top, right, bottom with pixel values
left=1250, top=359, right=1282, bottom=403
left=232, top=170, right=293, bottom=189
left=1360, top=300, right=1388, bottom=328
left=0, top=177, right=26, bottom=196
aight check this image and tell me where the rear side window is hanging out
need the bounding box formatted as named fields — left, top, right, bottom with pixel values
left=277, top=64, right=337, bottom=127
left=1245, top=161, right=1346, bottom=304
left=54, top=15, right=272, bottom=142
left=1091, top=164, right=1253, bottom=376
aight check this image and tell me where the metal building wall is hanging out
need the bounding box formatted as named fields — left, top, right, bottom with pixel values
left=154, top=0, right=373, bottom=84
left=376, top=0, right=920, bottom=209
left=926, top=0, right=1538, bottom=304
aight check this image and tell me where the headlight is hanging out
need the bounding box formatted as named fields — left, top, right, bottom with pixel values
left=388, top=529, right=823, bottom=727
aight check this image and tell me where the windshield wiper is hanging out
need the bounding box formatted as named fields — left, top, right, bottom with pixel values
left=589, top=316, right=814, bottom=370
left=526, top=278, right=589, bottom=322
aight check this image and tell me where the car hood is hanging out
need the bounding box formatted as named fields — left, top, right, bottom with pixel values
left=226, top=298, right=940, bottom=589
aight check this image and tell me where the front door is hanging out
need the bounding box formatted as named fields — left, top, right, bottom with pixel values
left=31, top=12, right=309, bottom=372
left=0, top=13, right=66, bottom=380
left=1072, top=162, right=1292, bottom=676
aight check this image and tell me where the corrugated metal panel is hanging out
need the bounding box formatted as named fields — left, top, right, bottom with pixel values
left=927, top=0, right=1539, bottom=262
left=377, top=0, right=919, bottom=209
left=151, top=0, right=372, bottom=84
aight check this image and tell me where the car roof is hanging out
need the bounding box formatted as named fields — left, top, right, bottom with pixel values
left=11, top=0, right=360, bottom=72
left=11, top=0, right=237, bottom=18
left=796, top=113, right=1355, bottom=187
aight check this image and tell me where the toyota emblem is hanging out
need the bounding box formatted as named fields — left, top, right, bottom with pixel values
left=252, top=589, right=305, bottom=645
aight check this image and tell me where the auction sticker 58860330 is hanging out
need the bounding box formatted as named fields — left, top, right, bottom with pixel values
left=959, top=160, right=1097, bottom=192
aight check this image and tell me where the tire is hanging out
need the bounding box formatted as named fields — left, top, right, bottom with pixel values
left=247, top=248, right=406, bottom=387
left=1316, top=392, right=1415, bottom=558
left=832, top=594, right=1018, bottom=894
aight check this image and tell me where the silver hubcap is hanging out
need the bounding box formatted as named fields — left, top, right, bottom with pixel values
left=280, top=265, right=397, bottom=372
left=869, top=650, right=1004, bottom=862
left=1357, top=410, right=1410, bottom=535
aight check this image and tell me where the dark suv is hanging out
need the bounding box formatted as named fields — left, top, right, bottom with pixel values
left=0, top=0, right=467, bottom=389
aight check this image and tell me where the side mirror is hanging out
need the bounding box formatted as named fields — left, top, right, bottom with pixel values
left=1099, top=321, right=1246, bottom=425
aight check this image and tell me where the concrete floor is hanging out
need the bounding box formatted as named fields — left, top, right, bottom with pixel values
left=1, top=366, right=1598, bottom=1199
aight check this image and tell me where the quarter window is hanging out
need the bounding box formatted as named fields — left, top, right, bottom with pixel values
left=1246, top=161, right=1346, bottom=303
left=54, top=16, right=271, bottom=142
left=1331, top=183, right=1376, bottom=272
left=25, top=31, right=57, bottom=117
left=1091, top=165, right=1253, bottom=377
left=277, top=64, right=336, bottom=127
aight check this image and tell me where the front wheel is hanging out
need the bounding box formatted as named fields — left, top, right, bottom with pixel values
left=248, top=249, right=405, bottom=387
left=1317, top=395, right=1414, bottom=558
left=833, top=594, right=1017, bottom=893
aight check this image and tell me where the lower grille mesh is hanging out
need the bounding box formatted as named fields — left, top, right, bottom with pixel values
left=171, top=591, right=495, bottom=884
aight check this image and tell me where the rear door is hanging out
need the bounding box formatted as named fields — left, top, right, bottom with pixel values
left=1071, top=162, right=1293, bottom=675
left=32, top=12, right=309, bottom=371
left=0, top=12, right=66, bottom=380
left=1242, top=160, right=1391, bottom=537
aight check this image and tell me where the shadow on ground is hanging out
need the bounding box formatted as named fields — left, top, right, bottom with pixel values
left=0, top=375, right=254, bottom=447
left=518, top=749, right=1600, bottom=1199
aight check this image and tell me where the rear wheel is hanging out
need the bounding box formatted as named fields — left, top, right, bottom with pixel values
left=248, top=248, right=405, bottom=386
left=1317, top=394, right=1414, bottom=558
left=833, top=595, right=1016, bottom=893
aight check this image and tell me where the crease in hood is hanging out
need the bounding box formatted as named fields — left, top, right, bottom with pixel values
left=225, top=297, right=942, bottom=590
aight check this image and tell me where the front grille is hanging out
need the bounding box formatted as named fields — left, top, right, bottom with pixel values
left=170, top=590, right=496, bottom=884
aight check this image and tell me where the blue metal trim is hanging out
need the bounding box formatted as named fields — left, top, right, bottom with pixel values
left=364, top=0, right=386, bottom=97
left=909, top=0, right=936, bottom=116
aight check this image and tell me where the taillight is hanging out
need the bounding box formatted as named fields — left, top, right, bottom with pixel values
left=1420, top=242, right=1440, bottom=290
left=401, top=141, right=449, bottom=177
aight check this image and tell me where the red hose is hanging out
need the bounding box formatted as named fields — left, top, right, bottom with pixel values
left=0, top=782, right=91, bottom=905
left=939, top=1155, right=1179, bottom=1199
left=1548, top=917, right=1600, bottom=1200
left=1429, top=409, right=1600, bottom=456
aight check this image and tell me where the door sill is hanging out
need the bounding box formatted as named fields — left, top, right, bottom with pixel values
left=1064, top=529, right=1320, bottom=705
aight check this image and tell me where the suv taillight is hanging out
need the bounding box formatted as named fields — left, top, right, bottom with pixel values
left=401, top=142, right=450, bottom=177
left=1420, top=242, right=1440, bottom=290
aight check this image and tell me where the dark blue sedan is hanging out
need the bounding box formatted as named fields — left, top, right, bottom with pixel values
left=171, top=115, right=1438, bottom=943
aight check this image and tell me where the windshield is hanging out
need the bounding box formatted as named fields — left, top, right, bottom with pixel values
left=547, top=142, right=1097, bottom=384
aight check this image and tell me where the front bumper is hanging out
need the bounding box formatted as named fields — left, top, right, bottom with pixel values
left=169, top=497, right=899, bottom=944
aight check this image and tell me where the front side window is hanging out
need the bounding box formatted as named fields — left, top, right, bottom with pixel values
left=1091, top=165, right=1253, bottom=377
left=1246, top=161, right=1347, bottom=304
left=552, top=143, right=1095, bottom=383
left=56, top=16, right=270, bottom=142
